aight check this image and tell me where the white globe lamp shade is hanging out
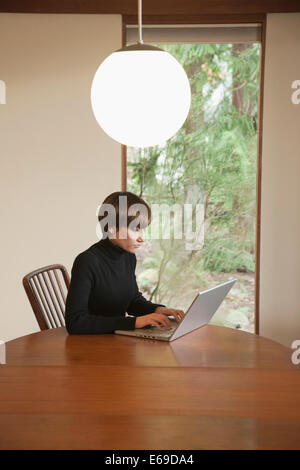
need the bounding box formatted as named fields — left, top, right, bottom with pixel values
left=91, top=44, right=191, bottom=148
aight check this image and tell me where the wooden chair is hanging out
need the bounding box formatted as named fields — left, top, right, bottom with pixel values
left=23, top=264, right=70, bottom=330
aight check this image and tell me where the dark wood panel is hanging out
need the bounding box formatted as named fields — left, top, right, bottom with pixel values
left=124, top=13, right=267, bottom=24
left=0, top=0, right=300, bottom=14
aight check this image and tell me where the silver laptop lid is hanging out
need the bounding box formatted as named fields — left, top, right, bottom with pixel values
left=170, top=279, right=236, bottom=341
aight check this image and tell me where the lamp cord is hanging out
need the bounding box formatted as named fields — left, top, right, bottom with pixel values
left=138, top=0, right=144, bottom=44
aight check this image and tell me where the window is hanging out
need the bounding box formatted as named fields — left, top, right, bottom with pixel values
left=125, top=23, right=262, bottom=334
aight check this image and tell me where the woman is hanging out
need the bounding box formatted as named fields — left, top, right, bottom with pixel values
left=65, top=191, right=185, bottom=334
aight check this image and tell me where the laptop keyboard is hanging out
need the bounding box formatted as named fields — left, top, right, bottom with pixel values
left=138, top=323, right=178, bottom=337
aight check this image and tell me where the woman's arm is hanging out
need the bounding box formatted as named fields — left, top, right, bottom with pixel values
left=126, top=254, right=166, bottom=317
left=65, top=252, right=136, bottom=334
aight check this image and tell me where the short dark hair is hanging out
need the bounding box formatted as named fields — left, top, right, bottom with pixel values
left=98, top=191, right=151, bottom=234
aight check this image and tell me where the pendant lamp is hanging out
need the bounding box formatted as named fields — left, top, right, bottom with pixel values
left=90, top=0, right=191, bottom=148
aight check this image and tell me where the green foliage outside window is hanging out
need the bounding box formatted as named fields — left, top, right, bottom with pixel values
left=127, top=42, right=261, bottom=333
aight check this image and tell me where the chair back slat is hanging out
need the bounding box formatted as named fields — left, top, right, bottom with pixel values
left=23, top=264, right=70, bottom=330
left=53, top=269, right=68, bottom=304
left=31, top=273, right=60, bottom=328
left=47, top=271, right=66, bottom=323
left=42, top=272, right=64, bottom=324
left=30, top=276, right=56, bottom=329
left=40, top=272, right=62, bottom=328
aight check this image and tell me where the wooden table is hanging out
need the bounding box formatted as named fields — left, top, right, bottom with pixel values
left=1, top=325, right=300, bottom=449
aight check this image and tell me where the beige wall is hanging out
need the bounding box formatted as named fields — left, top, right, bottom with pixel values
left=0, top=13, right=122, bottom=341
left=260, top=13, right=300, bottom=347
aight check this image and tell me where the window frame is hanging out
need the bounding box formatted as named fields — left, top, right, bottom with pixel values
left=121, top=14, right=266, bottom=336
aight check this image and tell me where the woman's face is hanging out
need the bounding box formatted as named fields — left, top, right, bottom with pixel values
left=109, top=225, right=145, bottom=254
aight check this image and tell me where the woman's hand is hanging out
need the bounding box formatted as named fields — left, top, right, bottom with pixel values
left=135, top=313, right=173, bottom=330
left=154, top=306, right=185, bottom=323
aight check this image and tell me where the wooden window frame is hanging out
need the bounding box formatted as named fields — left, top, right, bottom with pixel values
left=122, top=14, right=266, bottom=336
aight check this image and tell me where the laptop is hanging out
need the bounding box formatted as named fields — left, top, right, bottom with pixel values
left=115, top=279, right=237, bottom=342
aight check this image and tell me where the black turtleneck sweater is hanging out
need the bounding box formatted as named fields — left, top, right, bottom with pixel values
left=65, top=237, right=165, bottom=334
